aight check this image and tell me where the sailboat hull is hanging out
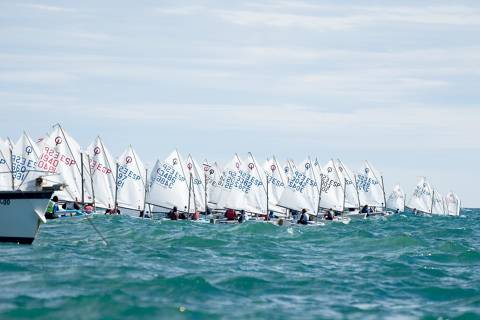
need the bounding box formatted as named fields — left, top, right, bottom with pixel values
left=0, top=191, right=52, bottom=244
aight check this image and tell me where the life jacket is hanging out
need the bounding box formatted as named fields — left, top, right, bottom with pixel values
left=46, top=200, right=56, bottom=214
left=225, top=209, right=236, bottom=220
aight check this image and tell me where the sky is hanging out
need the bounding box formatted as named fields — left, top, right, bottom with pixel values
left=0, top=0, right=479, bottom=207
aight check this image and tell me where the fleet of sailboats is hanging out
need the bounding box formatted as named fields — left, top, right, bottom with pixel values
left=0, top=123, right=464, bottom=243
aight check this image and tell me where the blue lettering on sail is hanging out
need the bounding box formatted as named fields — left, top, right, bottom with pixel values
left=11, top=155, right=38, bottom=181
left=288, top=171, right=316, bottom=193
left=225, top=169, right=262, bottom=194
left=267, top=175, right=284, bottom=187
left=117, top=164, right=142, bottom=188
left=413, top=184, right=431, bottom=198
left=152, top=163, right=185, bottom=189
left=321, top=175, right=341, bottom=193
left=356, top=174, right=378, bottom=192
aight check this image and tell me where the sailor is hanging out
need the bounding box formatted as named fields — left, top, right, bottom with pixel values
left=360, top=205, right=369, bottom=214
left=413, top=208, right=417, bottom=215
left=192, top=211, right=200, bottom=220
left=45, top=196, right=59, bottom=219
left=139, top=210, right=145, bottom=218
left=323, top=208, right=334, bottom=221
left=83, top=203, right=94, bottom=214
left=395, top=209, right=399, bottom=214
left=225, top=208, right=237, bottom=221
left=297, top=208, right=308, bottom=225
left=169, top=206, right=179, bottom=220
left=179, top=207, right=187, bottom=220
left=268, top=211, right=274, bottom=220
left=238, top=210, right=246, bottom=223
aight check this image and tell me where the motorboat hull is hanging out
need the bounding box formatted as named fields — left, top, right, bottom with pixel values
left=0, top=191, right=52, bottom=244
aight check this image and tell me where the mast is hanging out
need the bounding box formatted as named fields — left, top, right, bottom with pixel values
left=87, top=154, right=96, bottom=209
left=354, top=174, right=361, bottom=210
left=192, top=172, right=197, bottom=215
left=114, top=162, right=119, bottom=211
left=380, top=176, right=387, bottom=210
left=143, top=168, right=148, bottom=217
left=204, top=163, right=209, bottom=220
left=176, top=150, right=189, bottom=213
left=273, top=156, right=288, bottom=218
left=187, top=172, right=192, bottom=215
left=309, top=157, right=322, bottom=216
left=80, top=153, right=85, bottom=204
left=266, top=166, right=269, bottom=218
left=430, top=188, right=435, bottom=214
left=9, top=147, right=14, bottom=191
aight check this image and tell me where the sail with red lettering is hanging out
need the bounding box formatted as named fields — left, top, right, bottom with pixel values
left=147, top=150, right=189, bottom=211
left=0, top=138, right=12, bottom=191
left=11, top=132, right=44, bottom=191
left=264, top=156, right=287, bottom=213
left=37, top=125, right=93, bottom=202
left=116, top=145, right=146, bottom=211
left=86, top=136, right=116, bottom=209
left=244, top=153, right=268, bottom=214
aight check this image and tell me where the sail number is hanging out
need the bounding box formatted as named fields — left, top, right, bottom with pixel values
left=0, top=199, right=11, bottom=205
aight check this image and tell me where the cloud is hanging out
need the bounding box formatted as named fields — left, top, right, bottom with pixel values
left=18, top=3, right=75, bottom=12
left=213, top=4, right=480, bottom=29
left=154, top=5, right=202, bottom=16
left=0, top=71, right=77, bottom=84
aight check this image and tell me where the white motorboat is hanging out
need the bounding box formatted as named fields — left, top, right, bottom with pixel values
left=0, top=190, right=53, bottom=244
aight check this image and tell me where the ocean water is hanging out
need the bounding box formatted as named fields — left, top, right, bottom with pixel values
left=1, top=210, right=479, bottom=320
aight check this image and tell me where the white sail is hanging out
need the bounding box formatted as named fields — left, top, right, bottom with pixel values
left=264, top=156, right=287, bottom=213
left=244, top=153, right=268, bottom=214
left=37, top=125, right=93, bottom=202
left=335, top=159, right=360, bottom=209
left=216, top=154, right=243, bottom=210
left=319, top=160, right=343, bottom=211
left=283, top=159, right=296, bottom=182
left=147, top=150, right=189, bottom=211
left=356, top=161, right=385, bottom=208
left=386, top=184, right=405, bottom=211
left=408, top=177, right=433, bottom=214
left=185, top=154, right=206, bottom=212
left=278, top=157, right=319, bottom=214
left=431, top=189, right=446, bottom=215
left=206, top=162, right=224, bottom=208
left=116, top=145, right=146, bottom=210
left=0, top=138, right=13, bottom=191
left=86, top=136, right=116, bottom=209
left=217, top=154, right=266, bottom=214
left=445, top=192, right=461, bottom=216
left=11, top=132, right=44, bottom=191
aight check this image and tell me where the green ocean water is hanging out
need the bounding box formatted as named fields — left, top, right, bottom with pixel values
left=1, top=211, right=479, bottom=320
